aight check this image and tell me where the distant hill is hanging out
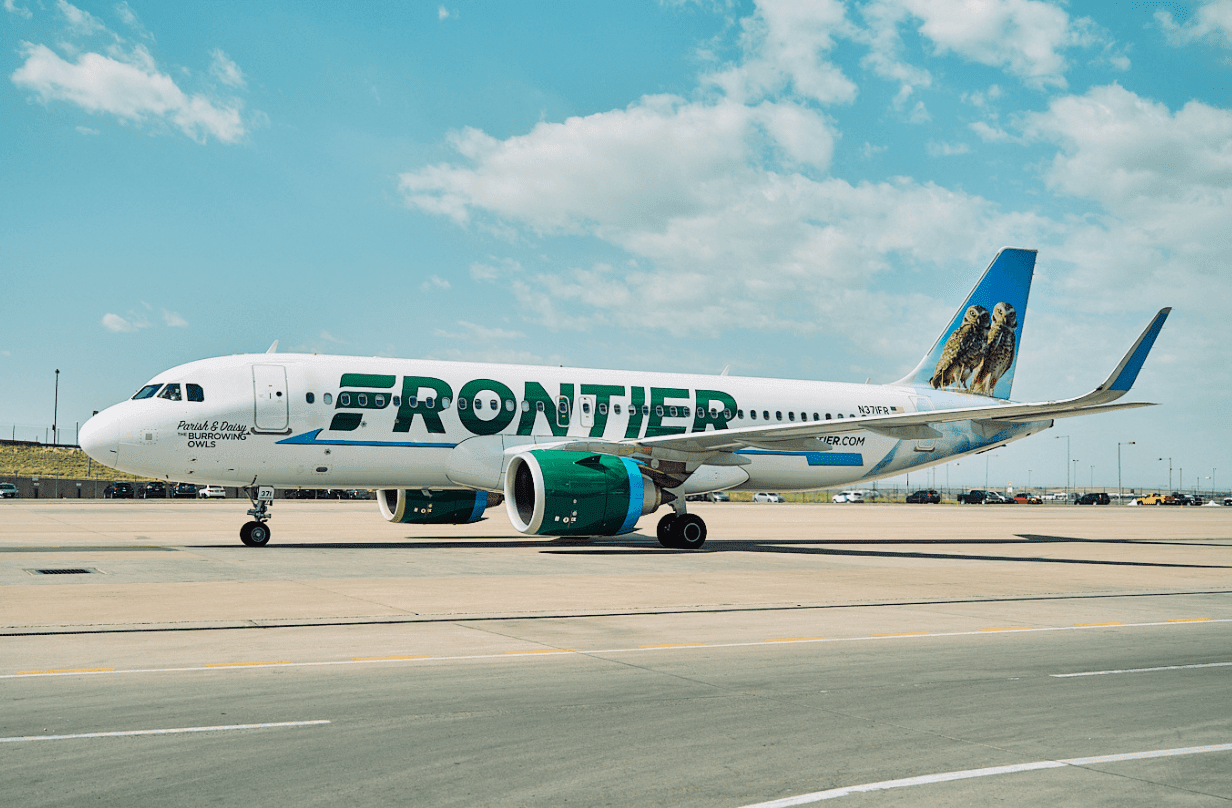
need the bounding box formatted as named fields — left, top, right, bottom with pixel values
left=0, top=442, right=152, bottom=481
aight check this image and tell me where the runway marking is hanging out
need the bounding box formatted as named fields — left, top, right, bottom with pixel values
left=1168, top=618, right=1213, bottom=623
left=1052, top=661, right=1232, bottom=678
left=1076, top=622, right=1125, bottom=627
left=0, top=720, right=330, bottom=744
left=979, top=627, right=1032, bottom=632
left=735, top=742, right=1232, bottom=807
left=15, top=667, right=114, bottom=675
left=505, top=649, right=574, bottom=655
left=766, top=637, right=822, bottom=642
left=3, top=618, right=1227, bottom=680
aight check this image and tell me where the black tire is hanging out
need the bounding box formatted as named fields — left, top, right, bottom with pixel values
left=656, top=514, right=678, bottom=548
left=672, top=513, right=707, bottom=550
left=240, top=520, right=271, bottom=547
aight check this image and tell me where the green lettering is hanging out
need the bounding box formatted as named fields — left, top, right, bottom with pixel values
left=457, top=379, right=517, bottom=436
left=624, top=387, right=645, bottom=439
left=393, top=376, right=453, bottom=434
left=647, top=387, right=689, bottom=437
left=692, top=389, right=738, bottom=432
left=581, top=384, right=624, bottom=438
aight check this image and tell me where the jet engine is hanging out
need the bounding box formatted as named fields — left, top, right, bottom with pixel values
left=504, top=450, right=665, bottom=536
left=378, top=488, right=500, bottom=524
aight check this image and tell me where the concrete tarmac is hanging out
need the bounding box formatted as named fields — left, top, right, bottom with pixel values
left=2, top=500, right=1230, bottom=806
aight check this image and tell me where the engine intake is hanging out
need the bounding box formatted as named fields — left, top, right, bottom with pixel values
left=378, top=488, right=500, bottom=524
left=504, top=450, right=662, bottom=536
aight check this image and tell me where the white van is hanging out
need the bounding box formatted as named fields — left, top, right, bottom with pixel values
left=833, top=490, right=865, bottom=503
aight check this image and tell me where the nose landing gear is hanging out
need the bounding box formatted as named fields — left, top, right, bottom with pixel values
left=240, top=485, right=275, bottom=547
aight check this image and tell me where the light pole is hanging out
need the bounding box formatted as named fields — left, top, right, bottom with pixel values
left=1090, top=465, right=1094, bottom=490
left=1118, top=442, right=1135, bottom=503
left=1056, top=435, right=1070, bottom=500
left=1073, top=459, right=1080, bottom=497
left=52, top=369, right=59, bottom=447
left=1157, top=457, right=1172, bottom=492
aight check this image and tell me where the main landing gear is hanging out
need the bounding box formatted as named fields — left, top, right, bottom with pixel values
left=656, top=508, right=707, bottom=550
left=240, top=485, right=274, bottom=547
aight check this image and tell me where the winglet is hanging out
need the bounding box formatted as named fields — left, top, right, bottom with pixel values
left=1098, top=308, right=1170, bottom=394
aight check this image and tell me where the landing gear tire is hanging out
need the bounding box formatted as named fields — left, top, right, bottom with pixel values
left=657, top=514, right=678, bottom=548
left=672, top=513, right=707, bottom=549
left=240, top=520, right=271, bottom=547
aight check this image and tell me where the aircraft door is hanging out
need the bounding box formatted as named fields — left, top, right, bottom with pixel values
left=253, top=364, right=289, bottom=432
left=908, top=396, right=936, bottom=452
left=578, top=395, right=596, bottom=430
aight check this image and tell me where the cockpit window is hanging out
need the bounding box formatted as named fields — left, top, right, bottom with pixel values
left=186, top=384, right=204, bottom=402
left=132, top=384, right=162, bottom=400
left=158, top=384, right=183, bottom=401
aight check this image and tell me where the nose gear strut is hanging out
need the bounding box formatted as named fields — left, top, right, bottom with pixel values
left=240, top=485, right=275, bottom=546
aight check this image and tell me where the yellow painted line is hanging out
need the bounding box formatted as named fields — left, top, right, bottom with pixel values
left=16, top=667, right=114, bottom=675
left=766, top=637, right=822, bottom=642
left=1076, top=622, right=1126, bottom=627
left=979, top=627, right=1032, bottom=632
left=640, top=643, right=706, bottom=649
left=874, top=632, right=931, bottom=637
left=352, top=655, right=431, bottom=661
left=1168, top=618, right=1213, bottom=623
left=205, top=661, right=291, bottom=668
left=504, top=649, right=574, bottom=655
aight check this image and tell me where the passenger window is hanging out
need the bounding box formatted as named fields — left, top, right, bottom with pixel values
left=722, top=408, right=730, bottom=419
left=324, top=393, right=333, bottom=405
left=186, top=384, right=204, bottom=402
left=440, top=397, right=450, bottom=409
left=358, top=394, right=368, bottom=407
left=474, top=398, right=483, bottom=410
left=813, top=413, right=819, bottom=421
left=751, top=410, right=757, bottom=420
left=737, top=409, right=743, bottom=419
left=642, top=405, right=650, bottom=415
left=409, top=396, right=418, bottom=407
left=158, top=384, right=182, bottom=401
left=536, top=401, right=545, bottom=412
left=613, top=404, right=621, bottom=415
left=763, top=410, right=769, bottom=420
left=598, top=403, right=607, bottom=415
left=826, top=413, right=831, bottom=420
left=490, top=399, right=498, bottom=411
left=837, top=413, right=843, bottom=419
left=375, top=395, right=385, bottom=407
left=340, top=393, right=351, bottom=406
left=776, top=411, right=782, bottom=421
left=132, top=384, right=162, bottom=400
left=505, top=400, right=515, bottom=412
left=656, top=406, right=664, bottom=417
left=306, top=393, right=315, bottom=404
left=788, top=412, right=795, bottom=421
left=393, top=396, right=400, bottom=406
left=460, top=398, right=469, bottom=410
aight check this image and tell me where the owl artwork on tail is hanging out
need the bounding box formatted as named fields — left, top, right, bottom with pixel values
left=929, top=305, right=990, bottom=390
left=970, top=302, right=1018, bottom=396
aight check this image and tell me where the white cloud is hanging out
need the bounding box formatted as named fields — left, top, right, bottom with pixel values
left=75, top=124, right=99, bottom=135
left=435, top=321, right=525, bottom=342
left=1156, top=1, right=1232, bottom=47
left=101, top=313, right=137, bottom=333
left=969, top=120, right=1015, bottom=142
left=11, top=43, right=246, bottom=143
left=894, top=0, right=1102, bottom=89
left=421, top=275, right=451, bottom=291
left=4, top=0, right=32, bottom=19
left=926, top=140, right=970, bottom=156
left=57, top=0, right=104, bottom=34
left=162, top=310, right=188, bottom=327
left=210, top=49, right=245, bottom=88
left=438, top=5, right=456, bottom=21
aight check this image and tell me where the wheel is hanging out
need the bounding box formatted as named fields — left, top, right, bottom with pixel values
left=672, top=513, right=707, bottom=550
left=240, top=520, right=271, bottom=547
left=656, top=514, right=678, bottom=548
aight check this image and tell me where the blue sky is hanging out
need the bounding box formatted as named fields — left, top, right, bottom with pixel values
left=3, top=0, right=1230, bottom=494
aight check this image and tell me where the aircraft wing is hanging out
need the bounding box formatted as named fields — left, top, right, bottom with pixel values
left=556, top=308, right=1170, bottom=465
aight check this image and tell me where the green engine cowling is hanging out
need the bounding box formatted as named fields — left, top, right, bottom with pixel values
left=504, top=450, right=663, bottom=536
left=378, top=488, right=501, bottom=524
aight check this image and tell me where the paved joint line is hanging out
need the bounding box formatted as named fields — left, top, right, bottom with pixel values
left=1052, top=661, right=1232, bottom=678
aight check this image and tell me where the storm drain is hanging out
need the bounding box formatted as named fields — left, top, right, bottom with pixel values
left=28, top=568, right=97, bottom=575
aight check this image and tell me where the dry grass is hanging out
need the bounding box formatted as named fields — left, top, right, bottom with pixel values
left=0, top=443, right=153, bottom=481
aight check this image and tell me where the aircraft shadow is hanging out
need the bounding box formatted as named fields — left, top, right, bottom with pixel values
left=187, top=534, right=1232, bottom=569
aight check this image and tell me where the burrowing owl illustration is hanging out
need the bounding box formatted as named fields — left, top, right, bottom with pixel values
left=970, top=302, right=1018, bottom=396
left=930, top=305, right=990, bottom=390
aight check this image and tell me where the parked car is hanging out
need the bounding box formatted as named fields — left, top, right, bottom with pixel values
left=344, top=489, right=373, bottom=500
left=1134, top=493, right=1167, bottom=505
left=1224, top=498, right=1232, bottom=507
left=1075, top=492, right=1111, bottom=505
left=956, top=489, right=989, bottom=504
left=1013, top=493, right=1042, bottom=504
left=172, top=483, right=198, bottom=498
left=982, top=491, right=1012, bottom=504
left=906, top=489, right=940, bottom=504
left=104, top=482, right=135, bottom=499
left=197, top=485, right=227, bottom=499
left=832, top=490, right=865, bottom=503
left=0, top=483, right=18, bottom=498
left=685, top=492, right=730, bottom=502
left=139, top=481, right=166, bottom=499
left=753, top=492, right=785, bottom=502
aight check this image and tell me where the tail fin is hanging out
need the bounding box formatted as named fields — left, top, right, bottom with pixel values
left=894, top=248, right=1036, bottom=400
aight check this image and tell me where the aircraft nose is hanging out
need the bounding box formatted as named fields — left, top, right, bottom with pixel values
left=79, top=409, right=121, bottom=468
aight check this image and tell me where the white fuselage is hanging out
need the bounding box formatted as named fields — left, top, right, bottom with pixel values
left=79, top=353, right=1050, bottom=492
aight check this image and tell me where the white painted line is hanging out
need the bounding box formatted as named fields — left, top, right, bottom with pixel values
left=3, top=617, right=1228, bottom=680
left=0, top=720, right=330, bottom=744
left=735, top=743, right=1232, bottom=807
left=1052, top=661, right=1232, bottom=678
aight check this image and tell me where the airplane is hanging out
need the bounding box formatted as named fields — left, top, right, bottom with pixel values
left=78, top=248, right=1170, bottom=549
